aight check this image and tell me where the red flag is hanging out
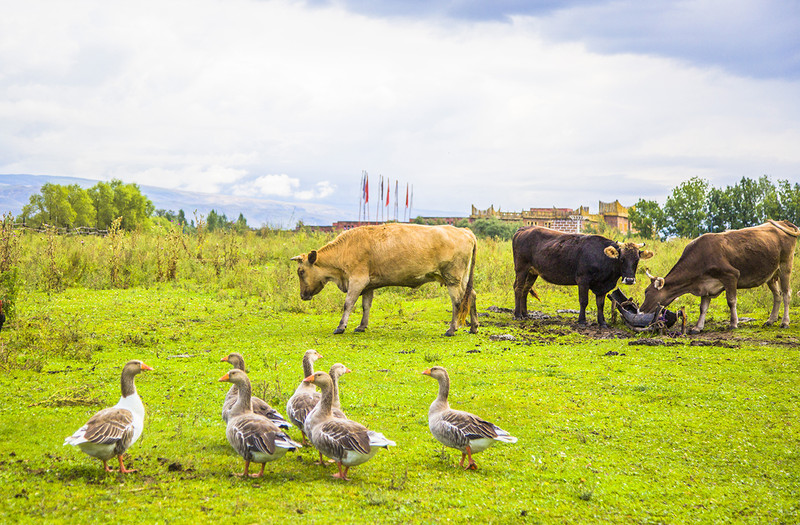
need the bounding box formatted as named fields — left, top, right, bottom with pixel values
left=365, top=174, right=369, bottom=203
left=386, top=178, right=390, bottom=206
left=405, top=183, right=409, bottom=207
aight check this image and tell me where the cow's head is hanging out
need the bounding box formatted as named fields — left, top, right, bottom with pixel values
left=640, top=268, right=668, bottom=312
left=603, top=242, right=654, bottom=285
left=290, top=250, right=326, bottom=300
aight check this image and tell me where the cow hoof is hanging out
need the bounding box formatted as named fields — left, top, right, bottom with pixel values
left=598, top=323, right=609, bottom=330
left=469, top=327, right=479, bottom=334
left=577, top=321, right=587, bottom=328
left=780, top=323, right=790, bottom=328
left=354, top=326, right=366, bottom=333
left=763, top=321, right=775, bottom=327
left=333, top=328, right=345, bottom=335
left=444, top=330, right=455, bottom=337
left=688, top=327, right=703, bottom=335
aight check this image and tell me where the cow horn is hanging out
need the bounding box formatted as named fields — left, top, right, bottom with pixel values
left=635, top=242, right=645, bottom=248
left=645, top=268, right=656, bottom=281
left=290, top=255, right=303, bottom=262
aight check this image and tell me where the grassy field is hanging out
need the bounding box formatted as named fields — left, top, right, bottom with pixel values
left=0, top=229, right=798, bottom=524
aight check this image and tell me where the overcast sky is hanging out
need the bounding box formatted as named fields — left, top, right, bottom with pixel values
left=2, top=0, right=799, bottom=215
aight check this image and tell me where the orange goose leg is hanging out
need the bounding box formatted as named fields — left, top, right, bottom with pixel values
left=118, top=455, right=137, bottom=473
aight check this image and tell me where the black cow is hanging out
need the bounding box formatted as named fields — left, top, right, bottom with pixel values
left=512, top=226, right=653, bottom=327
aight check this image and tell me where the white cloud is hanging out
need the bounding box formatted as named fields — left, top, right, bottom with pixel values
left=1, top=0, right=799, bottom=215
left=230, top=174, right=335, bottom=200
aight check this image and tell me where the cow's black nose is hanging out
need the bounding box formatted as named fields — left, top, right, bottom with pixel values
left=622, top=277, right=635, bottom=285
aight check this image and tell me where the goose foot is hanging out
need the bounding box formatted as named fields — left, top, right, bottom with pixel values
left=117, top=456, right=137, bottom=473
left=332, top=463, right=351, bottom=481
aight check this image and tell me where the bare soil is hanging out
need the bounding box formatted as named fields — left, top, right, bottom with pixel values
left=481, top=306, right=800, bottom=348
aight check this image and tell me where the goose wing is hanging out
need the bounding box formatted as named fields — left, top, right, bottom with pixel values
left=252, top=397, right=291, bottom=428
left=314, top=419, right=371, bottom=460
left=227, top=415, right=278, bottom=457
left=286, top=392, right=320, bottom=429
left=441, top=409, right=501, bottom=441
left=81, top=407, right=135, bottom=446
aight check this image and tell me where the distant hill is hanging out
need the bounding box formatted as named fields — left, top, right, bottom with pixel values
left=0, top=174, right=357, bottom=228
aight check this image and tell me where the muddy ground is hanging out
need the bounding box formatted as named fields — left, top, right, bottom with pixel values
left=481, top=306, right=800, bottom=349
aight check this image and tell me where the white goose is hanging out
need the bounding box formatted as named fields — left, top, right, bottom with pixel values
left=219, top=369, right=301, bottom=478
left=422, top=366, right=517, bottom=470
left=64, top=360, right=153, bottom=473
left=286, top=350, right=323, bottom=444
left=221, top=352, right=290, bottom=429
left=303, top=371, right=395, bottom=481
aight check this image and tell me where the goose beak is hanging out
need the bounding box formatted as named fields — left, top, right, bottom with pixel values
left=221, top=356, right=229, bottom=362
left=218, top=373, right=230, bottom=382
left=345, top=368, right=352, bottom=374
left=140, top=363, right=153, bottom=371
left=303, top=374, right=315, bottom=383
left=421, top=369, right=431, bottom=376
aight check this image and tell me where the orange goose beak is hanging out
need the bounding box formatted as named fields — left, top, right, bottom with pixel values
left=218, top=372, right=230, bottom=382
left=421, top=369, right=431, bottom=376
left=140, top=363, right=154, bottom=371
left=302, top=374, right=315, bottom=383
left=221, top=356, right=229, bottom=362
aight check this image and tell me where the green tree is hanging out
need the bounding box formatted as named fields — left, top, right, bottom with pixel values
left=466, top=218, right=521, bottom=240
left=663, top=176, right=708, bottom=238
left=66, top=184, right=96, bottom=227
left=725, top=176, right=773, bottom=229
left=766, top=179, right=800, bottom=224
left=704, top=187, right=732, bottom=233
left=88, top=181, right=116, bottom=229
left=628, top=199, right=666, bottom=239
left=110, top=179, right=154, bottom=230
left=21, top=183, right=76, bottom=228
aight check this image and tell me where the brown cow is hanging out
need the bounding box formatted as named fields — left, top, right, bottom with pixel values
left=641, top=220, right=799, bottom=333
left=291, top=223, right=478, bottom=336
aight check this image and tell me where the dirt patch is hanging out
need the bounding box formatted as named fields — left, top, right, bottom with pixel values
left=481, top=306, right=798, bottom=348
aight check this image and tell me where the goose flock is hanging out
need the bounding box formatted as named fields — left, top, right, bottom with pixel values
left=64, top=353, right=516, bottom=480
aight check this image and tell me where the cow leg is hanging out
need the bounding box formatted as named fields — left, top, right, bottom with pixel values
left=354, top=289, right=374, bottom=333
left=725, top=287, right=739, bottom=330
left=577, top=285, right=590, bottom=326
left=334, top=283, right=367, bottom=335
left=595, top=292, right=608, bottom=329
left=514, top=269, right=537, bottom=319
left=691, top=296, right=712, bottom=333
left=445, top=284, right=461, bottom=336
left=764, top=277, right=781, bottom=327
left=779, top=267, right=792, bottom=328
left=469, top=289, right=479, bottom=334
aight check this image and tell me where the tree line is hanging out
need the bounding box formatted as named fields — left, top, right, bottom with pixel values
left=21, top=180, right=248, bottom=232
left=629, top=176, right=800, bottom=239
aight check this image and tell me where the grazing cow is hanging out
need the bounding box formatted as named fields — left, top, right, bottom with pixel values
left=291, top=223, right=478, bottom=336
left=640, top=220, right=799, bottom=333
left=512, top=226, right=653, bottom=327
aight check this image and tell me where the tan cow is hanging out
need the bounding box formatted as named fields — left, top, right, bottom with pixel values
left=291, top=223, right=478, bottom=336
left=641, top=220, right=799, bottom=332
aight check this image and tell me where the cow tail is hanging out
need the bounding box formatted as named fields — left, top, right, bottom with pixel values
left=768, top=219, right=800, bottom=237
left=456, top=239, right=477, bottom=326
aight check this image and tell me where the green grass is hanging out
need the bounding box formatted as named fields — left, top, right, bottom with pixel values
left=1, top=229, right=799, bottom=523
left=1, top=280, right=799, bottom=524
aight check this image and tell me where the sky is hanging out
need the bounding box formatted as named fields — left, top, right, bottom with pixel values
left=2, top=0, right=799, bottom=216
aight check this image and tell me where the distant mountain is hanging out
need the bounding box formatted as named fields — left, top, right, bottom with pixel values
left=0, top=174, right=464, bottom=227
left=0, top=174, right=358, bottom=228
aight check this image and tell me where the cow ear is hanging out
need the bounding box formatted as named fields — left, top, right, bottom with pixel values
left=654, top=277, right=665, bottom=290
left=604, top=245, right=620, bottom=259
left=308, top=250, right=317, bottom=265
left=639, top=249, right=654, bottom=260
